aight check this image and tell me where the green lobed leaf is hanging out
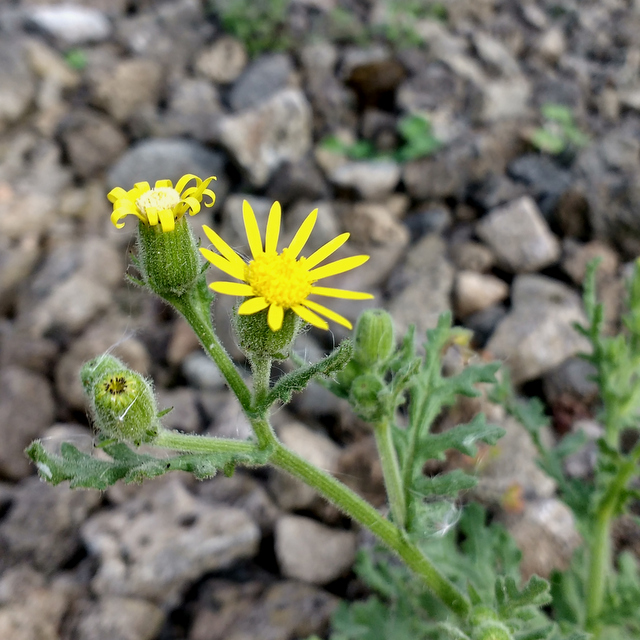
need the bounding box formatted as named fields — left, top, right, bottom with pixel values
left=413, top=469, right=477, bottom=498
left=268, top=340, right=354, bottom=406
left=26, top=439, right=271, bottom=490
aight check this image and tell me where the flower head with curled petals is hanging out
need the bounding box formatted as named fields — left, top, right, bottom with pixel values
left=107, top=174, right=216, bottom=233
left=200, top=200, right=374, bottom=332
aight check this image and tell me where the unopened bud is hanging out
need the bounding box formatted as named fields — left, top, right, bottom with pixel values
left=349, top=373, right=387, bottom=422
left=81, top=355, right=159, bottom=445
left=354, top=310, right=395, bottom=369
left=233, top=305, right=302, bottom=360
left=137, top=215, right=200, bottom=297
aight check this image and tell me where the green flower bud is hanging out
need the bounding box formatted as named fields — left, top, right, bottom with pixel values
left=233, top=304, right=302, bottom=360
left=472, top=621, right=513, bottom=640
left=354, top=310, right=395, bottom=368
left=349, top=373, right=387, bottom=422
left=81, top=355, right=159, bottom=445
left=137, top=215, right=200, bottom=297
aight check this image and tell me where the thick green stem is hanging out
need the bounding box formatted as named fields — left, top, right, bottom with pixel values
left=373, top=418, right=406, bottom=530
left=271, top=442, right=470, bottom=618
left=154, top=430, right=260, bottom=455
left=172, top=291, right=252, bottom=413
left=585, top=453, right=639, bottom=632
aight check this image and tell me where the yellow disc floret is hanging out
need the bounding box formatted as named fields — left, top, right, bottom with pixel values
left=136, top=187, right=181, bottom=214
left=246, top=249, right=313, bottom=308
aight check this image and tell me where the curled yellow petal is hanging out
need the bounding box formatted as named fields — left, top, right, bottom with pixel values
left=107, top=187, right=128, bottom=203
left=154, top=179, right=172, bottom=189
left=175, top=174, right=200, bottom=194
left=158, top=209, right=175, bottom=233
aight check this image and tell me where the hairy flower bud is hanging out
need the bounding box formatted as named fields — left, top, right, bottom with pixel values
left=233, top=304, right=302, bottom=360
left=137, top=216, right=201, bottom=297
left=349, top=373, right=387, bottom=422
left=81, top=355, right=159, bottom=445
left=354, top=309, right=395, bottom=368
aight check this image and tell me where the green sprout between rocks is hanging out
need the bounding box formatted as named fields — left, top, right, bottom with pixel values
left=528, top=103, right=589, bottom=156
left=25, top=173, right=640, bottom=640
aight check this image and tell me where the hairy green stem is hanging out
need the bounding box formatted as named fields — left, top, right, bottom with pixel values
left=373, top=418, right=406, bottom=530
left=171, top=291, right=252, bottom=413
left=154, top=430, right=259, bottom=454
left=586, top=452, right=640, bottom=632
left=270, top=442, right=470, bottom=618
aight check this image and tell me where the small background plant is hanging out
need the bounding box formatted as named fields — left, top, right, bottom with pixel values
left=527, top=103, right=589, bottom=156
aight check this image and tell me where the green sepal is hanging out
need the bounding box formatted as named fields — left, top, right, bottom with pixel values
left=234, top=305, right=302, bottom=360
left=349, top=373, right=388, bottom=422
left=25, top=439, right=271, bottom=490
left=266, top=340, right=353, bottom=406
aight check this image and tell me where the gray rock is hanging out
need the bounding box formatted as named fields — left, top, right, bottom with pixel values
left=537, top=27, right=567, bottom=64
left=17, top=238, right=123, bottom=338
left=0, top=38, right=35, bottom=132
left=219, top=89, right=312, bottom=187
left=388, top=234, right=454, bottom=338
left=507, top=154, right=572, bottom=219
left=464, top=304, right=507, bottom=349
left=270, top=421, right=342, bottom=511
left=0, top=477, right=101, bottom=573
left=275, top=515, right=357, bottom=584
left=329, top=160, right=401, bottom=199
left=476, top=196, right=561, bottom=272
left=503, top=498, right=581, bottom=579
left=59, top=109, right=128, bottom=178
left=161, top=78, right=222, bottom=141
left=182, top=352, right=226, bottom=391
left=156, top=387, right=201, bottom=433
left=0, top=367, right=55, bottom=480
left=195, top=36, right=248, bottom=85
left=343, top=202, right=409, bottom=247
left=475, top=414, right=557, bottom=504
left=479, top=76, right=531, bottom=122
left=473, top=31, right=520, bottom=77
left=82, top=479, right=260, bottom=605
left=450, top=241, right=495, bottom=272
left=73, top=597, right=165, bottom=640
left=229, top=54, right=294, bottom=112
left=25, top=6, right=111, bottom=45
left=542, top=357, right=599, bottom=406
left=486, top=275, right=591, bottom=384
left=203, top=392, right=254, bottom=441
left=0, top=567, right=74, bottom=640
left=0, top=323, right=58, bottom=373
left=91, top=58, right=163, bottom=123
left=0, top=236, right=40, bottom=311
left=190, top=579, right=338, bottom=640
left=107, top=138, right=228, bottom=194
left=455, top=271, right=509, bottom=318
left=197, top=472, right=280, bottom=534
left=55, top=319, right=151, bottom=411
left=404, top=206, right=452, bottom=241
left=266, top=158, right=329, bottom=206
left=561, top=239, right=620, bottom=286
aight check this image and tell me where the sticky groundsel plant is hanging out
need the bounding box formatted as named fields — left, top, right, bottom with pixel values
left=24, top=174, right=640, bottom=640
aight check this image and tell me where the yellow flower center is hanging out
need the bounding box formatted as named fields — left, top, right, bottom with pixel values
left=136, top=187, right=181, bottom=215
left=246, top=249, right=314, bottom=308
left=104, top=375, right=128, bottom=396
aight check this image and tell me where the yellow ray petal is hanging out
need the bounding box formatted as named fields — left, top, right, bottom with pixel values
left=154, top=179, right=172, bottom=188
left=146, top=207, right=159, bottom=226
left=200, top=248, right=247, bottom=280
left=291, top=304, right=329, bottom=330
left=182, top=195, right=201, bottom=214
left=304, top=233, right=350, bottom=269
left=159, top=209, right=175, bottom=233
left=287, top=208, right=318, bottom=259
left=111, top=208, right=145, bottom=229
left=202, top=188, right=216, bottom=207
left=202, top=225, right=247, bottom=268
left=308, top=255, right=370, bottom=281
left=134, top=181, right=151, bottom=193
left=238, top=297, right=270, bottom=315
left=243, top=200, right=264, bottom=259
left=175, top=174, right=199, bottom=194
left=210, top=282, right=255, bottom=296
left=107, top=187, right=128, bottom=203
left=267, top=304, right=284, bottom=331
left=309, top=286, right=374, bottom=300
left=302, top=300, right=352, bottom=329
left=265, top=201, right=281, bottom=254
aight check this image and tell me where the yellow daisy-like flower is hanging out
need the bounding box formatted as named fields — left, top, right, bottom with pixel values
left=107, top=174, right=216, bottom=233
left=200, top=200, right=374, bottom=331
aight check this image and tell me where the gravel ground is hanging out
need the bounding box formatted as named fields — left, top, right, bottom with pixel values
left=1, top=1, right=639, bottom=639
